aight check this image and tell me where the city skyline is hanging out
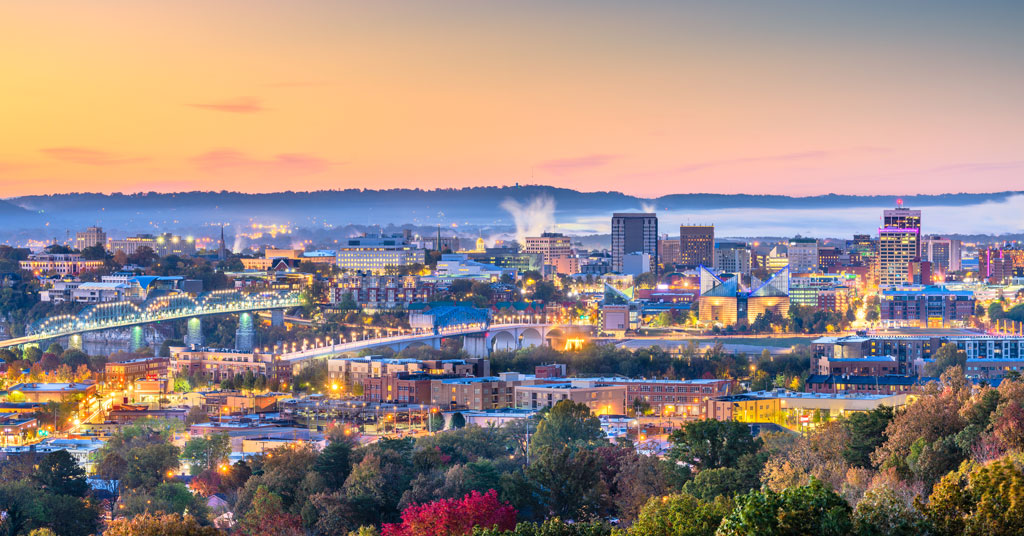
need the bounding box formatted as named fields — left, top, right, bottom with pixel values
left=3, top=1, right=1024, bottom=197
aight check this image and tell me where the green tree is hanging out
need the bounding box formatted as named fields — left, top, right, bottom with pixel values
left=717, top=479, right=852, bottom=536
left=527, top=446, right=609, bottom=521
left=34, top=450, right=89, bottom=497
left=842, top=406, right=895, bottom=468
left=667, top=420, right=761, bottom=472
left=530, top=401, right=605, bottom=452
left=924, top=344, right=968, bottom=377
left=315, top=439, right=354, bottom=490
left=626, top=493, right=732, bottom=536
left=450, top=412, right=467, bottom=430
left=181, top=433, right=231, bottom=476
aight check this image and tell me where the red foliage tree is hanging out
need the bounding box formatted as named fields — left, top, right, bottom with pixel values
left=382, top=489, right=517, bottom=536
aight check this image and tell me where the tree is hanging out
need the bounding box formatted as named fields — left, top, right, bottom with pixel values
left=853, top=486, right=929, bottom=536
left=236, top=486, right=303, bottom=536
left=185, top=406, right=209, bottom=425
left=924, top=344, right=968, bottom=377
left=530, top=401, right=605, bottom=453
left=926, top=458, right=1024, bottom=536
left=182, top=433, right=231, bottom=476
left=450, top=412, right=467, bottom=430
left=34, top=450, right=89, bottom=497
left=716, top=479, right=852, bottom=536
left=104, top=513, right=221, bottom=536
left=39, top=493, right=102, bottom=536
left=472, top=519, right=613, bottom=535
left=96, top=421, right=182, bottom=491
left=667, top=419, right=761, bottom=472
left=382, top=489, right=516, bottom=536
left=612, top=453, right=667, bottom=523
left=842, top=406, right=895, bottom=468
left=626, top=493, right=732, bottom=536
left=528, top=446, right=609, bottom=521
left=315, top=439, right=354, bottom=490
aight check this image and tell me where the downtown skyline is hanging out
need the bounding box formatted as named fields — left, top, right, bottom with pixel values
left=2, top=1, right=1024, bottom=197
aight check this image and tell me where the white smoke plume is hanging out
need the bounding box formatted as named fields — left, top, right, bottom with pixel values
left=500, top=195, right=557, bottom=245
left=640, top=202, right=657, bottom=213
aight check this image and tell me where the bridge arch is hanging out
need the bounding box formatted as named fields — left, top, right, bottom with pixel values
left=518, top=327, right=543, bottom=349
left=491, top=331, right=517, bottom=353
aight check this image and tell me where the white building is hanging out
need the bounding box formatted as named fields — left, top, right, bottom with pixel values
left=335, top=237, right=426, bottom=274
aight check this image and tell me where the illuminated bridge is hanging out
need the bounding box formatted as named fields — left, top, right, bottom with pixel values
left=0, top=289, right=303, bottom=349
left=277, top=321, right=570, bottom=365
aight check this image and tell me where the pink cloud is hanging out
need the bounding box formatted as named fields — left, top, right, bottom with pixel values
left=192, top=150, right=332, bottom=175
left=42, top=147, right=148, bottom=166
left=188, top=97, right=265, bottom=113
left=539, top=154, right=618, bottom=175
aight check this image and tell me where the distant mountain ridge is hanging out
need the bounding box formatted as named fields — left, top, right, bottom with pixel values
left=4, top=187, right=1022, bottom=242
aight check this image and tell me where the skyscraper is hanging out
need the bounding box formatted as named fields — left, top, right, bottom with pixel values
left=787, top=238, right=819, bottom=273
left=611, top=213, right=658, bottom=273
left=878, top=201, right=921, bottom=286
left=679, top=225, right=714, bottom=269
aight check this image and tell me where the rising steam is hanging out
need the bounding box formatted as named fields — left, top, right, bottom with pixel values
left=640, top=202, right=657, bottom=213
left=500, top=195, right=557, bottom=245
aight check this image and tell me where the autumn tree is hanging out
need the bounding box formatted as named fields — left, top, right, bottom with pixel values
left=382, top=489, right=516, bottom=536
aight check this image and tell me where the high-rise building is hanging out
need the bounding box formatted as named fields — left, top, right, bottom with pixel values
left=878, top=202, right=922, bottom=286
left=679, top=225, right=714, bottom=269
left=74, top=226, right=107, bottom=251
left=659, top=236, right=682, bottom=267
left=524, top=233, right=578, bottom=275
left=611, top=213, right=658, bottom=273
left=787, top=238, right=819, bottom=273
left=922, top=235, right=961, bottom=273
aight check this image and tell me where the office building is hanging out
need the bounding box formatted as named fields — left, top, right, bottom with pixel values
left=524, top=233, right=578, bottom=275
left=787, top=238, right=819, bottom=273
left=109, top=233, right=196, bottom=257
left=74, top=226, right=106, bottom=251
left=878, top=202, right=922, bottom=286
left=922, top=236, right=961, bottom=273
left=679, top=225, right=714, bottom=269
left=979, top=247, right=1024, bottom=284
left=658, top=237, right=682, bottom=266
left=611, top=213, right=658, bottom=273
left=334, top=236, right=426, bottom=274
left=467, top=247, right=543, bottom=273
left=713, top=242, right=751, bottom=275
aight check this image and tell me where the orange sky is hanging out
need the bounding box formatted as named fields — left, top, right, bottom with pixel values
left=2, top=1, right=1023, bottom=197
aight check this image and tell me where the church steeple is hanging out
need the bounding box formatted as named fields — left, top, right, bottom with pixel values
left=218, top=225, right=227, bottom=261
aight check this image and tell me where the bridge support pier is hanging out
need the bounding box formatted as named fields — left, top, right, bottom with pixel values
left=462, top=334, right=489, bottom=358
left=185, top=317, right=204, bottom=348
left=68, top=334, right=83, bottom=351
left=236, top=312, right=255, bottom=353
left=270, top=309, right=284, bottom=327
left=130, top=325, right=145, bottom=352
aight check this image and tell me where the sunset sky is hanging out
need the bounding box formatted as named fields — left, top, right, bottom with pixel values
left=2, top=1, right=1022, bottom=197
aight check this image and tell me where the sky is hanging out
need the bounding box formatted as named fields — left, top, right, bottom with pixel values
left=2, top=1, right=1023, bottom=197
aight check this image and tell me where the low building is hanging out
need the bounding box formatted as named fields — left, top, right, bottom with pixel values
left=328, top=355, right=488, bottom=387
left=0, top=413, right=38, bottom=446
left=707, top=389, right=911, bottom=430
left=514, top=380, right=626, bottom=415
left=19, top=254, right=103, bottom=277
left=879, top=286, right=976, bottom=328
left=434, top=373, right=539, bottom=411
left=169, top=347, right=274, bottom=382
left=806, top=374, right=937, bottom=395
left=460, top=407, right=537, bottom=427
left=431, top=254, right=509, bottom=283
left=6, top=381, right=97, bottom=403
left=106, top=405, right=188, bottom=425
left=105, top=357, right=170, bottom=388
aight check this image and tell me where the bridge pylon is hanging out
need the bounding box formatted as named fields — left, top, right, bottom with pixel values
left=236, top=312, right=255, bottom=352
left=186, top=317, right=204, bottom=347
